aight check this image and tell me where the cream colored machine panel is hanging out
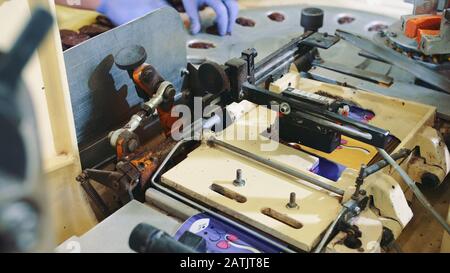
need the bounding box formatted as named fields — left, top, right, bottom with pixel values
left=162, top=106, right=343, bottom=252
left=162, top=144, right=342, bottom=251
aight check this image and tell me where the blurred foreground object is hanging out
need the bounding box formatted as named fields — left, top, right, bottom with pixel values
left=0, top=6, right=52, bottom=252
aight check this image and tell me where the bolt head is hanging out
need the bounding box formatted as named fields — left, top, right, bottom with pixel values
left=233, top=179, right=246, bottom=187
left=286, top=202, right=299, bottom=209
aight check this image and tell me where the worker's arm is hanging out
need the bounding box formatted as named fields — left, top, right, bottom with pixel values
left=55, top=0, right=239, bottom=36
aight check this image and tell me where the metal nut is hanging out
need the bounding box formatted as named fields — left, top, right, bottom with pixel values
left=280, top=102, right=291, bottom=115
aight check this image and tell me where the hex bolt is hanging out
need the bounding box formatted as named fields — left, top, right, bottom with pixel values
left=233, top=169, right=246, bottom=187
left=286, top=192, right=299, bottom=209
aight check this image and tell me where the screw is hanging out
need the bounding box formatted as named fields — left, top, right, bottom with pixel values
left=286, top=192, right=298, bottom=209
left=233, top=169, right=246, bottom=187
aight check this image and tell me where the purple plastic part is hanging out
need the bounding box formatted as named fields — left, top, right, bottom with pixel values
left=174, top=213, right=284, bottom=253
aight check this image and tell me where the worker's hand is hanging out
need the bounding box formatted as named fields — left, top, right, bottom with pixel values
left=96, top=0, right=169, bottom=26
left=96, top=0, right=239, bottom=36
left=182, top=0, right=239, bottom=36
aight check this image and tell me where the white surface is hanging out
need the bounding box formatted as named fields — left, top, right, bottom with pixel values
left=56, top=200, right=182, bottom=253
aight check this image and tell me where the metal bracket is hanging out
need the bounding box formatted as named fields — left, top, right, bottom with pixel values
left=301, top=32, right=340, bottom=49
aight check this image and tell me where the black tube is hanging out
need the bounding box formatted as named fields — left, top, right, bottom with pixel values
left=129, top=223, right=195, bottom=253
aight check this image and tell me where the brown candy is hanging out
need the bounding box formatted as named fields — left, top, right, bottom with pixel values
left=188, top=42, right=215, bottom=49
left=236, top=17, right=256, bottom=27
left=368, top=23, right=388, bottom=32
left=79, top=24, right=111, bottom=37
left=337, top=16, right=355, bottom=25
left=206, top=24, right=220, bottom=35
left=268, top=12, right=285, bottom=22
left=59, top=15, right=116, bottom=51
left=60, top=29, right=90, bottom=49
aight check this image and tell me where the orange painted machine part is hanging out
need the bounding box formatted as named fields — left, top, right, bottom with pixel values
left=416, top=29, right=441, bottom=44
left=404, top=15, right=441, bottom=38
left=132, top=64, right=178, bottom=136
left=116, top=138, right=126, bottom=160
left=158, top=107, right=178, bottom=136
left=130, top=152, right=158, bottom=187
left=133, top=64, right=152, bottom=95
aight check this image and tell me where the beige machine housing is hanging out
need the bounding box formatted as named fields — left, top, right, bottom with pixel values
left=161, top=69, right=449, bottom=252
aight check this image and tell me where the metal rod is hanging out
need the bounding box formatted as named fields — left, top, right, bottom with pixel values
left=313, top=207, right=347, bottom=253
left=255, top=56, right=297, bottom=86
left=313, top=60, right=393, bottom=85
left=242, top=82, right=390, bottom=148
left=208, top=137, right=345, bottom=196
left=364, top=148, right=411, bottom=177
left=150, top=140, right=294, bottom=253
left=254, top=48, right=299, bottom=81
left=377, top=148, right=450, bottom=235
left=78, top=177, right=110, bottom=218
left=296, top=111, right=373, bottom=140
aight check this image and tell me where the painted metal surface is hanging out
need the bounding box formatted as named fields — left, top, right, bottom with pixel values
left=64, top=7, right=187, bottom=146
left=186, top=5, right=397, bottom=64
left=56, top=200, right=181, bottom=253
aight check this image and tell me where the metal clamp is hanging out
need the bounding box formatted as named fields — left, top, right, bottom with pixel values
left=142, top=81, right=174, bottom=114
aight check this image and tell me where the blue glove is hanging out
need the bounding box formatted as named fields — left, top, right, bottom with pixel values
left=97, top=0, right=239, bottom=36
left=97, top=0, right=170, bottom=26
left=182, top=0, right=239, bottom=36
